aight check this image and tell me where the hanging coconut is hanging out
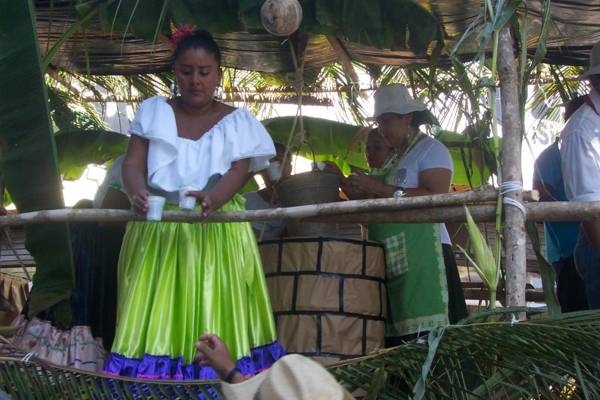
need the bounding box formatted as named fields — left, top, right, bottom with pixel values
left=260, top=0, right=303, bottom=37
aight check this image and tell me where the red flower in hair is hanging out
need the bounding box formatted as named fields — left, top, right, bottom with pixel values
left=170, top=24, right=197, bottom=49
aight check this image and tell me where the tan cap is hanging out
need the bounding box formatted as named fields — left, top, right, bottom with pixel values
left=220, top=354, right=354, bottom=400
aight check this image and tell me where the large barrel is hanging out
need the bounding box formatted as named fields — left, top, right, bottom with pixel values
left=259, top=237, right=387, bottom=365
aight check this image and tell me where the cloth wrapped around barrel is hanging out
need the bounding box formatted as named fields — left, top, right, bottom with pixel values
left=259, top=237, right=387, bottom=364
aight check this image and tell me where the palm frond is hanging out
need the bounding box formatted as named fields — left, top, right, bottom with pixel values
left=330, top=310, right=600, bottom=399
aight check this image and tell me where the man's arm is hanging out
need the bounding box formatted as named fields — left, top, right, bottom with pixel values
left=583, top=219, right=600, bottom=255
left=196, top=334, right=246, bottom=383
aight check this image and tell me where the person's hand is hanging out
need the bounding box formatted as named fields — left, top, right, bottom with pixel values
left=348, top=170, right=384, bottom=195
left=322, top=161, right=343, bottom=178
left=196, top=334, right=236, bottom=379
left=186, top=191, right=214, bottom=217
left=341, top=181, right=367, bottom=200
left=131, top=189, right=150, bottom=214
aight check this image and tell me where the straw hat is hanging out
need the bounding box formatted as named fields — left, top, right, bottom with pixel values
left=371, top=83, right=427, bottom=120
left=220, top=354, right=355, bottom=400
left=580, top=42, right=600, bottom=80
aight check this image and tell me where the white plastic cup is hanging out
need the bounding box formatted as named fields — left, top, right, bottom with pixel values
left=179, top=186, right=198, bottom=210
left=314, top=161, right=326, bottom=171
left=146, top=196, right=166, bottom=221
left=266, top=161, right=282, bottom=182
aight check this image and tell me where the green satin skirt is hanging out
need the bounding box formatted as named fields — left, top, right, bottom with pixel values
left=109, top=195, right=279, bottom=370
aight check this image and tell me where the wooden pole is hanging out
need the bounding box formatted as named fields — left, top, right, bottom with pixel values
left=0, top=200, right=598, bottom=226
left=498, top=25, right=527, bottom=308
left=0, top=189, right=532, bottom=226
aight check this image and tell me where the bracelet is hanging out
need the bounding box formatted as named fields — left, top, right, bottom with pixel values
left=394, top=186, right=406, bottom=198
left=224, top=366, right=240, bottom=383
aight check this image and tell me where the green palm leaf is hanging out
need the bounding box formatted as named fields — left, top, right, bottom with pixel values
left=330, top=310, right=600, bottom=399
left=0, top=0, right=74, bottom=323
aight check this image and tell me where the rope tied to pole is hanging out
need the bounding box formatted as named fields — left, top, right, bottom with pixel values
left=501, top=180, right=526, bottom=215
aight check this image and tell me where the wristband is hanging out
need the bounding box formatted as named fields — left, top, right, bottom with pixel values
left=224, top=366, right=240, bottom=383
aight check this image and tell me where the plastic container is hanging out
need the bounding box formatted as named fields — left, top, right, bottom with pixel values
left=179, top=186, right=198, bottom=210
left=146, top=196, right=166, bottom=221
left=266, top=161, right=282, bottom=182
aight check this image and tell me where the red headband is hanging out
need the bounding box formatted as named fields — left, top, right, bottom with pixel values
left=170, top=24, right=197, bottom=49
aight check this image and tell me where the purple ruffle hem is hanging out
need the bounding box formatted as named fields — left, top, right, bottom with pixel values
left=104, top=340, right=285, bottom=380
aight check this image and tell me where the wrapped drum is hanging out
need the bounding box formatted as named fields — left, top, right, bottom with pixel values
left=275, top=171, right=362, bottom=238
left=259, top=237, right=387, bottom=365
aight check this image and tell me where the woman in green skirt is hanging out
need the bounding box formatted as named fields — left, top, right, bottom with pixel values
left=104, top=28, right=284, bottom=380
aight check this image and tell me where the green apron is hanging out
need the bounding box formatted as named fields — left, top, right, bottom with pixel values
left=369, top=165, right=449, bottom=337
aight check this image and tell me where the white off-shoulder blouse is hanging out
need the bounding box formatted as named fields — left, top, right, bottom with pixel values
left=128, top=96, right=275, bottom=194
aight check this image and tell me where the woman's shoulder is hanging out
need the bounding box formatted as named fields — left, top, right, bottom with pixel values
left=213, top=104, right=265, bottom=131
left=410, top=134, right=445, bottom=154
left=216, top=103, right=255, bottom=119
left=138, top=95, right=168, bottom=110
left=404, top=134, right=451, bottom=168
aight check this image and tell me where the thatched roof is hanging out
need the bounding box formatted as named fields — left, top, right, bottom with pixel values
left=35, top=1, right=600, bottom=75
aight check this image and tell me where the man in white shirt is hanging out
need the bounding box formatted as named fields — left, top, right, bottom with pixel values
left=560, top=42, right=600, bottom=308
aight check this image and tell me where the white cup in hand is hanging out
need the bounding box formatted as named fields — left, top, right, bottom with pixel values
left=179, top=186, right=198, bottom=210
left=266, top=161, right=282, bottom=182
left=147, top=196, right=166, bottom=221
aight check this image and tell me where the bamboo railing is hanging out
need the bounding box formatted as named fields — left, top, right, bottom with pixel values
left=1, top=189, right=599, bottom=227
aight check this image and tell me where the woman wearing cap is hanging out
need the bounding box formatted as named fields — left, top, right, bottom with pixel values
left=348, top=84, right=467, bottom=343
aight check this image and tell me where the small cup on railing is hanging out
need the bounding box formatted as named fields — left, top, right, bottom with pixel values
left=266, top=161, right=282, bottom=182
left=146, top=196, right=166, bottom=221
left=179, top=186, right=198, bottom=210
left=312, top=161, right=326, bottom=171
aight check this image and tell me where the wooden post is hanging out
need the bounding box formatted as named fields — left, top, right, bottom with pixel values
left=498, top=26, right=527, bottom=308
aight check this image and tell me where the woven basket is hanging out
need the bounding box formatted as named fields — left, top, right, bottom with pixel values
left=275, top=171, right=361, bottom=237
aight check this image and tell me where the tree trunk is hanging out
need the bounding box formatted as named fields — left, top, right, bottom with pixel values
left=498, top=26, right=527, bottom=309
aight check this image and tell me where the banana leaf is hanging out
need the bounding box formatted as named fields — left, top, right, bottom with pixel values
left=87, top=0, right=441, bottom=55
left=262, top=116, right=494, bottom=186
left=55, top=129, right=129, bottom=180
left=0, top=0, right=74, bottom=322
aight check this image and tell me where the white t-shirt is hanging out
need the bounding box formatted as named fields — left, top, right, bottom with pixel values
left=243, top=191, right=285, bottom=240
left=93, top=155, right=125, bottom=209
left=560, top=89, right=600, bottom=202
left=128, top=96, right=275, bottom=200
left=396, top=135, right=454, bottom=245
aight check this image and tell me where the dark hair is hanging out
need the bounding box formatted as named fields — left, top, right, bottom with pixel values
left=367, top=127, right=383, bottom=140
left=410, top=110, right=437, bottom=128
left=274, top=142, right=287, bottom=154
left=564, top=95, right=587, bottom=121
left=173, top=30, right=221, bottom=66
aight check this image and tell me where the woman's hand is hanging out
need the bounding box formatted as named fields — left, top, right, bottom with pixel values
left=195, top=334, right=237, bottom=380
left=322, top=161, right=343, bottom=178
left=186, top=191, right=214, bottom=217
left=131, top=189, right=150, bottom=214
left=348, top=171, right=388, bottom=196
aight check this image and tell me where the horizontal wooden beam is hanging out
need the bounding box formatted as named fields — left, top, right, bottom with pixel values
left=1, top=195, right=599, bottom=227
